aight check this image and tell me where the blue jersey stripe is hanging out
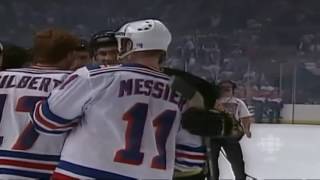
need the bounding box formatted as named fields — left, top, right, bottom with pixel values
left=121, top=63, right=157, bottom=70
left=89, top=64, right=162, bottom=73
left=30, top=105, right=68, bottom=135
left=41, top=101, right=73, bottom=125
left=121, top=66, right=168, bottom=77
left=90, top=69, right=170, bottom=81
left=88, top=63, right=169, bottom=77
left=175, top=159, right=205, bottom=167
left=57, top=160, right=136, bottom=180
left=89, top=66, right=169, bottom=79
left=5, top=69, right=71, bottom=74
left=25, top=67, right=72, bottom=72
left=31, top=120, right=67, bottom=134
left=0, top=168, right=51, bottom=179
left=176, top=144, right=206, bottom=153
left=0, top=150, right=60, bottom=161
left=8, top=67, right=72, bottom=73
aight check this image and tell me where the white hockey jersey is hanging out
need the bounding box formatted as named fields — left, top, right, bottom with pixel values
left=175, top=128, right=206, bottom=174
left=217, top=97, right=252, bottom=120
left=31, top=64, right=189, bottom=180
left=0, top=67, right=71, bottom=179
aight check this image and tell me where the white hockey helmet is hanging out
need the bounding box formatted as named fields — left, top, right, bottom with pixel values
left=115, top=19, right=172, bottom=59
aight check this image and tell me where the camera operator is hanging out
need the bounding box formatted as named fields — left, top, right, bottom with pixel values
left=210, top=80, right=253, bottom=180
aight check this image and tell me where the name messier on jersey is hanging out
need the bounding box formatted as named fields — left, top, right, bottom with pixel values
left=0, top=75, right=62, bottom=92
left=119, top=78, right=186, bottom=110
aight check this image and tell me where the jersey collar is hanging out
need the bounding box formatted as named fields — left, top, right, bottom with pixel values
left=121, top=63, right=160, bottom=72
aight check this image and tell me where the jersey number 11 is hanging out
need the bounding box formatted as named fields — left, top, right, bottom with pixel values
left=114, top=103, right=176, bottom=170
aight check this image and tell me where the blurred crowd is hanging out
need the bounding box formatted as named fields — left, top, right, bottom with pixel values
left=2, top=0, right=320, bottom=123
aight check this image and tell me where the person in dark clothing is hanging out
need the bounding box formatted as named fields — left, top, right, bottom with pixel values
left=211, top=80, right=253, bottom=180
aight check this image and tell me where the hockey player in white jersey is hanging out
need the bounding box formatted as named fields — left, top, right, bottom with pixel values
left=174, top=128, right=206, bottom=180
left=31, top=19, right=193, bottom=179
left=0, top=28, right=80, bottom=179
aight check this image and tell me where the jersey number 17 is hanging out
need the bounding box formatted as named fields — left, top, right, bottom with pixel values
left=0, top=94, right=45, bottom=150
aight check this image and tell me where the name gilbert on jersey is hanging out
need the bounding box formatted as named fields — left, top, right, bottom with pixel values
left=119, top=78, right=186, bottom=111
left=0, top=75, right=62, bottom=92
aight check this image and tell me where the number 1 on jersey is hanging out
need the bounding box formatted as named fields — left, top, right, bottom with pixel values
left=151, top=110, right=176, bottom=169
left=12, top=96, right=45, bottom=150
left=0, top=94, right=7, bottom=146
left=114, top=103, right=176, bottom=170
left=114, top=103, right=148, bottom=165
left=0, top=94, right=44, bottom=149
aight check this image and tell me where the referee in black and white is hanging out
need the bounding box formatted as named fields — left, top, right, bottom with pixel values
left=210, top=80, right=253, bottom=180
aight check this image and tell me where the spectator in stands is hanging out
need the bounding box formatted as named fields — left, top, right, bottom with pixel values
left=219, top=58, right=235, bottom=80
left=184, top=36, right=196, bottom=64
left=234, top=84, right=246, bottom=102
left=165, top=46, right=185, bottom=70
left=267, top=88, right=283, bottom=123
left=252, top=86, right=265, bottom=123
left=3, top=0, right=320, bottom=108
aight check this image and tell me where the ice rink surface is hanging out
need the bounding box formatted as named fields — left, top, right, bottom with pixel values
left=219, top=124, right=320, bottom=179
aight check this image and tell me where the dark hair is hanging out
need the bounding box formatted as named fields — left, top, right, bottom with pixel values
left=218, top=80, right=237, bottom=93
left=2, top=45, right=31, bottom=70
left=90, top=30, right=117, bottom=51
left=75, top=39, right=90, bottom=52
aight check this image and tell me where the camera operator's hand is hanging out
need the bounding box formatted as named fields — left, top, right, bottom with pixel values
left=181, top=107, right=234, bottom=137
left=214, top=102, right=225, bottom=112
